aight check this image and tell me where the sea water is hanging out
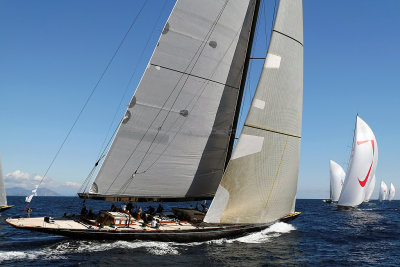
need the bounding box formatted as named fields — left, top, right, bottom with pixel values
left=0, top=197, right=399, bottom=266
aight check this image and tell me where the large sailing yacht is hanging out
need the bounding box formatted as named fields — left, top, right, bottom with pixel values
left=7, top=0, right=303, bottom=241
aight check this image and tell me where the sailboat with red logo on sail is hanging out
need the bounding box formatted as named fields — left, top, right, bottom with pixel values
left=337, top=116, right=378, bottom=209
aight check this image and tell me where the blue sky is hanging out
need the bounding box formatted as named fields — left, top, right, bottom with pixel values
left=0, top=0, right=399, bottom=198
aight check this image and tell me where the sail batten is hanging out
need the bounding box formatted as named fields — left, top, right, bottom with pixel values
left=205, top=0, right=303, bottom=224
left=86, top=0, right=257, bottom=200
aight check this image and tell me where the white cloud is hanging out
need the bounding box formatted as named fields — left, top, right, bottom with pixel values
left=64, top=181, right=81, bottom=188
left=5, top=170, right=46, bottom=189
left=4, top=170, right=82, bottom=195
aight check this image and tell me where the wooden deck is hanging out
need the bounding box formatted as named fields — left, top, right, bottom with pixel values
left=5, top=216, right=209, bottom=232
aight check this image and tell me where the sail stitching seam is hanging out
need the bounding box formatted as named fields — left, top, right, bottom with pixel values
left=244, top=123, right=301, bottom=138
left=272, top=30, right=303, bottom=46
left=265, top=135, right=289, bottom=209
left=149, top=64, right=239, bottom=90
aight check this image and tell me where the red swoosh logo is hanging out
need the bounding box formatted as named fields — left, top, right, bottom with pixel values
left=357, top=140, right=375, bottom=187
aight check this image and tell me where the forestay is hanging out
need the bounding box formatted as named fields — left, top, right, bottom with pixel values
left=0, top=155, right=7, bottom=206
left=338, top=116, right=378, bottom=207
left=329, top=160, right=345, bottom=202
left=87, top=0, right=257, bottom=200
left=364, top=174, right=376, bottom=202
left=205, top=0, right=303, bottom=224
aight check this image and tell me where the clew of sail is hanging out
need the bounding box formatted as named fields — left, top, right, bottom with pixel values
left=329, top=160, right=345, bottom=202
left=338, top=116, right=378, bottom=207
left=85, top=0, right=257, bottom=201
left=205, top=0, right=303, bottom=224
left=388, top=183, right=395, bottom=201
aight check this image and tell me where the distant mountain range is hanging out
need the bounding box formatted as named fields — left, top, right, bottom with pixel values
left=6, top=187, right=60, bottom=196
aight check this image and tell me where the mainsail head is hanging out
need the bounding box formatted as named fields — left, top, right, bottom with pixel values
left=84, top=0, right=258, bottom=201
left=329, top=160, right=345, bottom=202
left=0, top=155, right=7, bottom=206
left=338, top=116, right=378, bottom=207
left=205, top=0, right=303, bottom=224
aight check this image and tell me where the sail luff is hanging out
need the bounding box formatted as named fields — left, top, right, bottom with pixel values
left=0, top=155, right=7, bottom=206
left=205, top=0, right=303, bottom=224
left=86, top=0, right=256, bottom=200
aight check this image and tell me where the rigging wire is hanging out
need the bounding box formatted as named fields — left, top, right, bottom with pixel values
left=22, top=1, right=148, bottom=212
left=94, top=0, right=170, bottom=163
left=76, top=1, right=170, bottom=199
left=118, top=7, right=248, bottom=194
left=116, top=1, right=231, bottom=195
left=106, top=1, right=230, bottom=195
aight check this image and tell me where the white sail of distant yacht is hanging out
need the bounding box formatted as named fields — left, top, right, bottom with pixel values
left=338, top=116, right=378, bottom=208
left=0, top=155, right=14, bottom=212
left=329, top=160, right=345, bottom=202
left=388, top=183, right=395, bottom=201
left=379, top=181, right=387, bottom=202
left=364, top=174, right=376, bottom=202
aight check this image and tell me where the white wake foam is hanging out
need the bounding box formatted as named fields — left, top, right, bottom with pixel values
left=0, top=222, right=295, bottom=262
left=0, top=240, right=179, bottom=262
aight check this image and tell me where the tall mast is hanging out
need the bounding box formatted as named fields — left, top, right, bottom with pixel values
left=224, top=0, right=262, bottom=169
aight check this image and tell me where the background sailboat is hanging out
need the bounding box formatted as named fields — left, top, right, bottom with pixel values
left=379, top=181, right=387, bottom=202
left=0, top=155, right=14, bottom=213
left=338, top=116, right=378, bottom=208
left=363, top=174, right=376, bottom=203
left=388, top=183, right=395, bottom=201
left=328, top=160, right=345, bottom=203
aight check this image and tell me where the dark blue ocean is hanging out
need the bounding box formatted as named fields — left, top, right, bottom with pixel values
left=0, top=197, right=399, bottom=266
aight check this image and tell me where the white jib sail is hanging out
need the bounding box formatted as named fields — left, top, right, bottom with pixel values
left=205, top=0, right=303, bottom=224
left=329, top=160, right=345, bottom=202
left=0, top=155, right=7, bottom=207
left=364, top=174, right=376, bottom=202
left=388, top=183, right=395, bottom=201
left=338, top=116, right=378, bottom=207
left=379, top=181, right=388, bottom=201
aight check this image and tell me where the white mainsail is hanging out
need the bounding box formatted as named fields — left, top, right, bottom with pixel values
left=205, top=0, right=303, bottom=224
left=338, top=116, right=378, bottom=207
left=87, top=0, right=257, bottom=200
left=364, top=174, right=376, bottom=202
left=379, top=181, right=388, bottom=201
left=388, top=183, right=395, bottom=201
left=329, top=160, right=345, bottom=202
left=0, top=155, right=7, bottom=207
